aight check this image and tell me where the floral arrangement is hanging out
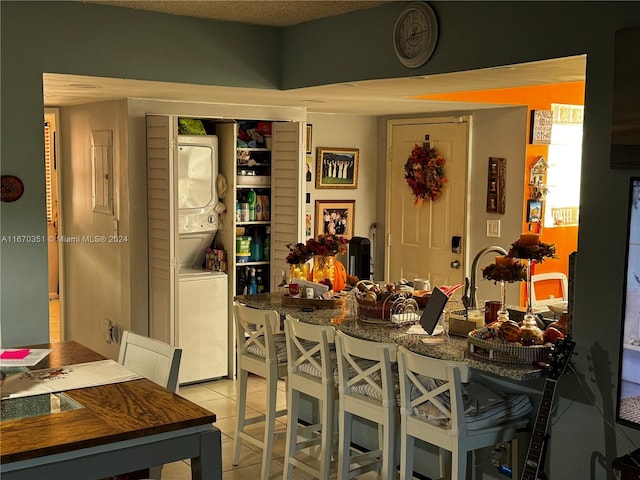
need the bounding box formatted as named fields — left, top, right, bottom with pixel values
left=306, top=234, right=348, bottom=257
left=285, top=234, right=348, bottom=264
left=508, top=237, right=557, bottom=262
left=285, top=242, right=313, bottom=264
left=482, top=259, right=528, bottom=283
left=404, top=143, right=447, bottom=205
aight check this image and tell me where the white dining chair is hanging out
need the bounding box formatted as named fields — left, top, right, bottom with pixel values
left=118, top=330, right=182, bottom=393
left=397, top=346, right=531, bottom=480
left=232, top=303, right=288, bottom=480
left=335, top=330, right=399, bottom=480
left=530, top=272, right=568, bottom=307
left=115, top=331, right=182, bottom=480
left=283, top=316, right=338, bottom=480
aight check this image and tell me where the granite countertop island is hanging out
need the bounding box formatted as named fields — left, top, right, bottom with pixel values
left=235, top=292, right=543, bottom=381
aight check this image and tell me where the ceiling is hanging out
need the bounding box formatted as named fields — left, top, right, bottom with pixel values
left=49, top=2, right=586, bottom=115
left=80, top=0, right=393, bottom=27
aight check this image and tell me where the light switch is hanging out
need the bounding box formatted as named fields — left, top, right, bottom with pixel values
left=487, top=219, right=500, bottom=238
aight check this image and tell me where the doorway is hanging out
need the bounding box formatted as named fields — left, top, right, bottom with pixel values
left=45, top=108, right=61, bottom=342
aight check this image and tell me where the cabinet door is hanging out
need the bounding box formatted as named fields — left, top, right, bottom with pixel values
left=271, top=122, right=305, bottom=291
left=146, top=114, right=178, bottom=345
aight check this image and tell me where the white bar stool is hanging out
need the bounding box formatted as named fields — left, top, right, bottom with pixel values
left=232, top=304, right=288, bottom=480
left=335, top=331, right=399, bottom=480
left=283, top=316, right=338, bottom=480
left=397, top=346, right=531, bottom=480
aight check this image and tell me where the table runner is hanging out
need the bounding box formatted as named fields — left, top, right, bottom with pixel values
left=0, top=359, right=142, bottom=399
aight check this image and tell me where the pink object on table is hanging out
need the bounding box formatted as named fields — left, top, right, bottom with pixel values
left=0, top=349, right=30, bottom=360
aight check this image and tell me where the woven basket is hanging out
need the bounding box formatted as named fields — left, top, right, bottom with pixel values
left=467, top=331, right=552, bottom=365
left=355, top=296, right=393, bottom=320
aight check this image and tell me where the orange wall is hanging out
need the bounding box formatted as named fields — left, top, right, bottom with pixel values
left=418, top=82, right=585, bottom=304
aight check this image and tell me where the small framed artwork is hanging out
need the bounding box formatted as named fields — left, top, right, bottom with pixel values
left=305, top=211, right=312, bottom=237
left=527, top=199, right=543, bottom=223
left=306, top=155, right=313, bottom=182
left=529, top=109, right=553, bottom=144
left=306, top=124, right=313, bottom=154
left=316, top=147, right=359, bottom=189
left=486, top=157, right=506, bottom=214
left=315, top=200, right=355, bottom=239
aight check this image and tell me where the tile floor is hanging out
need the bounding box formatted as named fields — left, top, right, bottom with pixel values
left=163, top=374, right=382, bottom=480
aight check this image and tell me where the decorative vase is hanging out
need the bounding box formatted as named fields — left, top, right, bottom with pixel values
left=313, top=255, right=336, bottom=286
left=289, top=262, right=311, bottom=282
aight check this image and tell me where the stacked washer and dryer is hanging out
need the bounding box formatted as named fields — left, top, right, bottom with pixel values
left=175, top=135, right=228, bottom=384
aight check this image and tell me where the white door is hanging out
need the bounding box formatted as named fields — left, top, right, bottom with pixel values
left=386, top=117, right=469, bottom=288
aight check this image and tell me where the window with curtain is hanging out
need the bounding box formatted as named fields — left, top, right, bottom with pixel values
left=543, top=104, right=583, bottom=227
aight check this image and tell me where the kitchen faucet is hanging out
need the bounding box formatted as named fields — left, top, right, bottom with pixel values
left=468, top=245, right=508, bottom=308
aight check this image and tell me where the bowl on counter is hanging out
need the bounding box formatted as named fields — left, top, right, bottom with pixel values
left=412, top=289, right=431, bottom=308
left=548, top=301, right=568, bottom=316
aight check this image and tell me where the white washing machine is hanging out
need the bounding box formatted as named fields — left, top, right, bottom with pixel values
left=174, top=134, right=229, bottom=384
left=178, top=266, right=228, bottom=384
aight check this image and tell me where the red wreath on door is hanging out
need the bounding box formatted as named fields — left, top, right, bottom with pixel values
left=403, top=144, right=447, bottom=205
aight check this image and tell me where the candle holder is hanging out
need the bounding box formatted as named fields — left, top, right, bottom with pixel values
left=523, top=258, right=536, bottom=324
left=508, top=234, right=557, bottom=326
left=481, top=258, right=527, bottom=323
left=497, top=280, right=510, bottom=322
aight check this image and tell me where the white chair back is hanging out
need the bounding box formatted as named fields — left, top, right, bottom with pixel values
left=118, top=330, right=181, bottom=393
left=284, top=316, right=336, bottom=381
left=531, top=272, right=568, bottom=306
left=397, top=345, right=470, bottom=437
left=233, top=304, right=284, bottom=369
left=336, top=330, right=397, bottom=408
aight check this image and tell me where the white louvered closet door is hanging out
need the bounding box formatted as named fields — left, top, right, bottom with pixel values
left=146, top=115, right=178, bottom=345
left=271, top=122, right=305, bottom=291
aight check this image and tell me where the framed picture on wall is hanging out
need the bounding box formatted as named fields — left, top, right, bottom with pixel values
left=529, top=109, right=553, bottom=144
left=306, top=124, right=313, bottom=154
left=305, top=211, right=312, bottom=237
left=527, top=199, right=543, bottom=223
left=316, top=147, right=359, bottom=189
left=315, top=200, right=355, bottom=239
left=306, top=156, right=313, bottom=182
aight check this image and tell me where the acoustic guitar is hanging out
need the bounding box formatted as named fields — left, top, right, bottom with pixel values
left=521, top=335, right=576, bottom=480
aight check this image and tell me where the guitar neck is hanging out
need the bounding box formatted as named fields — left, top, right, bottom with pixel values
left=521, top=378, right=558, bottom=480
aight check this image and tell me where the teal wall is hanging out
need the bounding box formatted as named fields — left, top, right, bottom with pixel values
left=0, top=1, right=281, bottom=347
left=2, top=1, right=640, bottom=478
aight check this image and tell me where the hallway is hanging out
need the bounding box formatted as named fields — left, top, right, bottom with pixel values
left=49, top=298, right=59, bottom=343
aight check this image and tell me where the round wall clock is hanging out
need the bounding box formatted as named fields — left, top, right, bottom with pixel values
left=393, top=2, right=439, bottom=68
left=1, top=175, right=25, bottom=202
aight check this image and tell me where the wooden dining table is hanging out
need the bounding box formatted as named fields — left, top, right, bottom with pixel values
left=0, top=341, right=221, bottom=480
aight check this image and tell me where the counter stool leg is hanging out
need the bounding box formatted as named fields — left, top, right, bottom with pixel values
left=232, top=369, right=249, bottom=466
left=283, top=385, right=300, bottom=480
left=438, top=448, right=447, bottom=479
left=338, top=409, right=352, bottom=479
left=400, top=423, right=414, bottom=480
left=381, top=413, right=396, bottom=480
left=260, top=370, right=278, bottom=480
left=452, top=449, right=465, bottom=480
left=319, top=395, right=334, bottom=479
left=510, top=437, right=520, bottom=480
